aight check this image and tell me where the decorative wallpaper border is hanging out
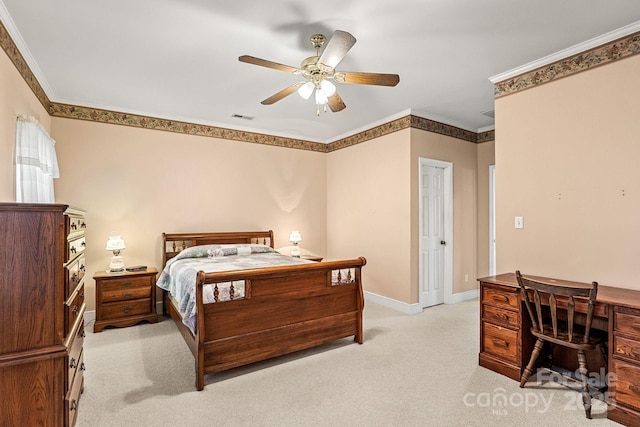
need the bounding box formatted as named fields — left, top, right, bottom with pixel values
left=0, top=19, right=51, bottom=111
left=1, top=17, right=494, bottom=151
left=494, top=31, right=640, bottom=98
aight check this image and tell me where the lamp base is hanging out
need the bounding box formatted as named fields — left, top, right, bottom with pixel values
left=109, top=255, right=125, bottom=272
left=291, top=245, right=301, bottom=257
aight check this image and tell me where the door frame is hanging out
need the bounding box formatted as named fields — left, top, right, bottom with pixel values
left=418, top=157, right=453, bottom=307
left=489, top=164, right=496, bottom=276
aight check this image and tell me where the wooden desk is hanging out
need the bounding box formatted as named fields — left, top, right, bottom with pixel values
left=479, top=273, right=640, bottom=426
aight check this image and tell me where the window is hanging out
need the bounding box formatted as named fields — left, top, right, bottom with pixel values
left=15, top=115, right=59, bottom=203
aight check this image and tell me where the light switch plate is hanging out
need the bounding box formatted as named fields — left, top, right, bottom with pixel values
left=515, top=216, right=524, bottom=229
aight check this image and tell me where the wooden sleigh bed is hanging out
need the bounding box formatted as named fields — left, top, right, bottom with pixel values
left=159, top=231, right=366, bottom=390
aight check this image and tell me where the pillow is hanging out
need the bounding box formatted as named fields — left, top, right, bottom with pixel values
left=173, top=243, right=275, bottom=261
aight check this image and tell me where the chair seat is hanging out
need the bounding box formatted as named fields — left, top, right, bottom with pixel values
left=530, top=325, right=606, bottom=350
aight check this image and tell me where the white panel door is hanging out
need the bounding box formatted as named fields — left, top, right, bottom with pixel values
left=421, top=164, right=445, bottom=307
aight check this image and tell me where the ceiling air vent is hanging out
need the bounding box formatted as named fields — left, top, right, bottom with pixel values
left=231, top=114, right=254, bottom=120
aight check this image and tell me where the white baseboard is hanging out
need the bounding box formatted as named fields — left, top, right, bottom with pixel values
left=364, top=287, right=479, bottom=315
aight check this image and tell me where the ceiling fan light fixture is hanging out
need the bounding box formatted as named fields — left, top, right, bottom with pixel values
left=297, top=81, right=315, bottom=100
left=315, top=89, right=328, bottom=106
left=320, top=80, right=336, bottom=97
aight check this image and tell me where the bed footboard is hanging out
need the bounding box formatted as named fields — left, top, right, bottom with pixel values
left=193, top=257, right=366, bottom=390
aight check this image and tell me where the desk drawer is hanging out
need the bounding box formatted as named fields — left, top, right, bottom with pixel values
left=482, top=305, right=519, bottom=328
left=615, top=308, right=640, bottom=336
left=614, top=335, right=640, bottom=363
left=483, top=322, right=518, bottom=363
left=611, top=360, right=640, bottom=411
left=483, top=285, right=518, bottom=309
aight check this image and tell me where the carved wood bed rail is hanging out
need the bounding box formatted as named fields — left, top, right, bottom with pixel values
left=160, top=231, right=366, bottom=390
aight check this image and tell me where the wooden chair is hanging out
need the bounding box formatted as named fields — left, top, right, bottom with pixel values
left=516, top=271, right=607, bottom=419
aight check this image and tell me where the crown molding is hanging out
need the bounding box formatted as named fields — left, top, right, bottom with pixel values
left=491, top=23, right=640, bottom=97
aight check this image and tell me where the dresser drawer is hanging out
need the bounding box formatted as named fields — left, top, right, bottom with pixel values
left=483, top=322, right=518, bottom=363
left=65, top=282, right=85, bottom=334
left=611, top=360, right=640, bottom=411
left=67, top=322, right=85, bottom=385
left=65, top=255, right=86, bottom=300
left=482, top=304, right=519, bottom=328
left=100, top=299, right=152, bottom=320
left=67, top=235, right=86, bottom=261
left=67, top=215, right=86, bottom=236
left=483, top=285, right=519, bottom=309
left=65, top=357, right=84, bottom=427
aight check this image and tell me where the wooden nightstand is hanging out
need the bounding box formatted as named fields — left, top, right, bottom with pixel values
left=277, top=246, right=323, bottom=262
left=93, top=268, right=158, bottom=332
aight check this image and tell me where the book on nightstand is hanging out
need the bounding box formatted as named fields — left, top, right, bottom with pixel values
left=125, top=265, right=147, bottom=272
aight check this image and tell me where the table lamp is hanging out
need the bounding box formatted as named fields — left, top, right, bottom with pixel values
left=106, top=235, right=126, bottom=272
left=289, top=230, right=302, bottom=257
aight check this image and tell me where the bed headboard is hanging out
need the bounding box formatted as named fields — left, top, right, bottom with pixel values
left=162, top=230, right=275, bottom=266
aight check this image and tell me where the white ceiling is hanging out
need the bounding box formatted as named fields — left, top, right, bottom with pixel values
left=2, top=1, right=640, bottom=143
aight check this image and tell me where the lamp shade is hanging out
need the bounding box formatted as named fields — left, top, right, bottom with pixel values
left=106, top=235, right=126, bottom=251
left=289, top=230, right=302, bottom=244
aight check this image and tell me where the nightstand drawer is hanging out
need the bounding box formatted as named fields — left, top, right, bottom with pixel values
left=100, top=299, right=152, bottom=320
left=100, top=286, right=151, bottom=303
left=100, top=276, right=151, bottom=293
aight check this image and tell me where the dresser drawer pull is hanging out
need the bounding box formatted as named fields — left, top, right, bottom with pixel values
left=630, top=384, right=640, bottom=395
left=71, top=223, right=77, bottom=230
left=70, top=246, right=76, bottom=254
left=80, top=292, right=85, bottom=300
left=80, top=263, right=85, bottom=272
left=70, top=400, right=78, bottom=411
left=81, top=330, right=86, bottom=338
left=71, top=273, right=78, bottom=283
left=81, top=221, right=86, bottom=228
left=80, top=363, right=86, bottom=372
left=81, top=241, right=86, bottom=247
left=122, top=281, right=133, bottom=287
left=122, top=306, right=133, bottom=313
left=72, top=305, right=78, bottom=315
left=70, top=358, right=77, bottom=369
left=492, top=338, right=510, bottom=348
left=123, top=293, right=133, bottom=299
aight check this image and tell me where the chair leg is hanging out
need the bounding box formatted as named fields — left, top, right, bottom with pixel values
left=577, top=349, right=592, bottom=419
left=520, top=338, right=544, bottom=388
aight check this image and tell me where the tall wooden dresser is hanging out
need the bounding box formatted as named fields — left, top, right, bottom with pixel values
left=0, top=203, right=87, bottom=426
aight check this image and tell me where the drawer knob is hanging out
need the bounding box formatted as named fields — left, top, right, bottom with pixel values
left=80, top=362, right=86, bottom=372
left=72, top=305, right=78, bottom=315
left=124, top=293, right=133, bottom=299
left=70, top=358, right=77, bottom=369
left=70, top=400, right=78, bottom=411
left=123, top=306, right=133, bottom=313
left=81, top=330, right=86, bottom=338
left=70, top=246, right=76, bottom=254
left=122, top=281, right=133, bottom=287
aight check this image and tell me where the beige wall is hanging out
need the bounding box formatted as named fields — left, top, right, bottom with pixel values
left=411, top=128, right=479, bottom=297
left=327, top=129, right=413, bottom=303
left=0, top=48, right=51, bottom=200
left=52, top=118, right=327, bottom=310
left=477, top=140, right=495, bottom=278
left=495, top=54, right=640, bottom=289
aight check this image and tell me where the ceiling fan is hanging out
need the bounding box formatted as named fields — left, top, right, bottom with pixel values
left=239, top=30, right=400, bottom=115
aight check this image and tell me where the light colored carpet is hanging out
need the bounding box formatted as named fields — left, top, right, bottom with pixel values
left=77, top=300, right=620, bottom=426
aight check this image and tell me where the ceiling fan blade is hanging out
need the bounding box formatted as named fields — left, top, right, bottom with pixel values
left=318, top=30, right=357, bottom=70
left=327, top=92, right=346, bottom=112
left=334, top=71, right=400, bottom=86
left=239, top=55, right=301, bottom=74
left=261, top=82, right=304, bottom=105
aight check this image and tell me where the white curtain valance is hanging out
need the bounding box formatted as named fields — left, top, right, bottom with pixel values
left=15, top=115, right=60, bottom=203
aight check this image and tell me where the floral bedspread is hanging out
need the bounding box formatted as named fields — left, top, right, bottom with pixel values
left=156, top=244, right=312, bottom=333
